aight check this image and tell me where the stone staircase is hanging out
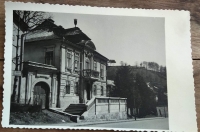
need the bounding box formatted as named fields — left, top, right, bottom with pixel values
left=64, top=104, right=87, bottom=116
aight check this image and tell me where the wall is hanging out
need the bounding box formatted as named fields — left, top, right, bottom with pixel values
left=80, top=99, right=127, bottom=122
left=59, top=73, right=79, bottom=110
left=156, top=106, right=168, bottom=117
left=82, top=98, right=126, bottom=117
left=18, top=71, right=58, bottom=109
left=24, top=39, right=61, bottom=70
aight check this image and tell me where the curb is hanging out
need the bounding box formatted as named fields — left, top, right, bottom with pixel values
left=73, top=117, right=167, bottom=127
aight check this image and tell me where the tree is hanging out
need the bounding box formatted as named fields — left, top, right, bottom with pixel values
left=15, top=11, right=52, bottom=30
left=110, top=66, right=136, bottom=116
left=140, top=63, right=142, bottom=67
left=11, top=10, right=52, bottom=103
left=135, top=73, right=156, bottom=117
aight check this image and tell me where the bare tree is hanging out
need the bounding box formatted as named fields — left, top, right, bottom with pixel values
left=15, top=10, right=52, bottom=30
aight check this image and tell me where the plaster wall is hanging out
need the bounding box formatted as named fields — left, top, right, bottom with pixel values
left=24, top=39, right=61, bottom=70
left=59, top=73, right=79, bottom=110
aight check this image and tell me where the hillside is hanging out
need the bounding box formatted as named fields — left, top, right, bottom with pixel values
left=107, top=66, right=167, bottom=91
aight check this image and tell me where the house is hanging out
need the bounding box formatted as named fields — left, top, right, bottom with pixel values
left=17, top=19, right=126, bottom=121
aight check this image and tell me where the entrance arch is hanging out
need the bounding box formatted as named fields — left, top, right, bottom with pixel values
left=33, top=82, right=50, bottom=109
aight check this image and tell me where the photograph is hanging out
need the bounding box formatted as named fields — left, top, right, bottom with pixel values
left=10, top=10, right=168, bottom=130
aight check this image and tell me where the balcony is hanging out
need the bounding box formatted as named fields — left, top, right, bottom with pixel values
left=82, top=69, right=99, bottom=79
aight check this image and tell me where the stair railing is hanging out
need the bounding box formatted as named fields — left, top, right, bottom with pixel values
left=86, top=97, right=96, bottom=110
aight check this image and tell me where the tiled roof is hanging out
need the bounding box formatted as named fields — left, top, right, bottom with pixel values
left=26, top=19, right=90, bottom=44
left=25, top=29, right=58, bottom=42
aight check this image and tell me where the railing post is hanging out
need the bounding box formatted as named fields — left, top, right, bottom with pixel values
left=119, top=99, right=120, bottom=112
left=95, top=98, right=96, bottom=115
left=125, top=99, right=127, bottom=113
left=108, top=98, right=110, bottom=113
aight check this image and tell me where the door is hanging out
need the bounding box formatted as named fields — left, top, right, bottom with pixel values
left=33, top=82, right=49, bottom=109
left=86, top=83, right=91, bottom=100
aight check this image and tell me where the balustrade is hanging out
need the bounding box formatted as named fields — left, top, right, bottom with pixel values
left=83, top=69, right=99, bottom=78
left=86, top=97, right=127, bottom=115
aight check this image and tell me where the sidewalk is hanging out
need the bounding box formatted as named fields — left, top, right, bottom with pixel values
left=49, top=117, right=167, bottom=127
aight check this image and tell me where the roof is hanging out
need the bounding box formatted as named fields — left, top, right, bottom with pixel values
left=94, top=50, right=109, bottom=61
left=25, top=19, right=109, bottom=61
left=25, top=29, right=58, bottom=42
left=64, top=27, right=91, bottom=43
left=26, top=19, right=90, bottom=43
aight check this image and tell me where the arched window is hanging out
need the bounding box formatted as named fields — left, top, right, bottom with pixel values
left=65, top=81, right=70, bottom=94
left=74, top=53, right=80, bottom=70
left=66, top=49, right=72, bottom=70
left=93, top=85, right=97, bottom=96
left=101, top=86, right=104, bottom=96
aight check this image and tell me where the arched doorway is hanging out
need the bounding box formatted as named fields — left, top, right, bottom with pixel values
left=33, top=82, right=50, bottom=109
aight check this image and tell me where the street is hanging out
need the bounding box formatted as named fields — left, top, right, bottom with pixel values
left=79, top=118, right=169, bottom=130
left=44, top=117, right=169, bottom=130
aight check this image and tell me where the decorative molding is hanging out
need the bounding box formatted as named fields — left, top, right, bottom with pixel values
left=84, top=50, right=93, bottom=58
left=35, top=73, right=50, bottom=79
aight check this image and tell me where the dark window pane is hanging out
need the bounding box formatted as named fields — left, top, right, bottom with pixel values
left=66, top=85, right=70, bottom=94
left=101, top=86, right=103, bottom=96
left=45, top=51, right=53, bottom=65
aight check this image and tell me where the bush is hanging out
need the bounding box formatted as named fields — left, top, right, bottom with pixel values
left=10, top=102, right=42, bottom=113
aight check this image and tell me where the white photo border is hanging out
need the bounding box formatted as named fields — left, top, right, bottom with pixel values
left=2, top=1, right=197, bottom=132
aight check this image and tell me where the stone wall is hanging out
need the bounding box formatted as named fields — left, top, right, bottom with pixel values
left=78, top=111, right=127, bottom=122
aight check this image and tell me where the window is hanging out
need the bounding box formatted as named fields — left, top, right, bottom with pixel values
left=65, top=81, right=70, bottom=94
left=74, top=82, right=78, bottom=95
left=94, top=61, right=97, bottom=71
left=66, top=49, right=72, bottom=69
left=74, top=53, right=80, bottom=70
left=100, top=64, right=104, bottom=79
left=85, top=59, right=90, bottom=69
left=93, top=85, right=97, bottom=96
left=101, top=86, right=104, bottom=96
left=45, top=51, right=53, bottom=65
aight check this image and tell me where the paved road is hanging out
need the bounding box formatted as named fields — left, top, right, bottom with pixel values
left=79, top=118, right=169, bottom=130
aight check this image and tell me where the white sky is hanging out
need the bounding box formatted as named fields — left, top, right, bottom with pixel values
left=51, top=12, right=166, bottom=66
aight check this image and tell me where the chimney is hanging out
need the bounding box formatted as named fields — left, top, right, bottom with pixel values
left=74, top=19, right=77, bottom=27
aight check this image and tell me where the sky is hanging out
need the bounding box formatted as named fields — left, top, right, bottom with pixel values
left=51, top=12, right=166, bottom=66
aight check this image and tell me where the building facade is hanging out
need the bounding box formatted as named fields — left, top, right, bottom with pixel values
left=20, top=19, right=109, bottom=110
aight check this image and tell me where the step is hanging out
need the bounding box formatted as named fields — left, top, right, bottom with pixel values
left=65, top=107, right=86, bottom=110
left=70, top=104, right=86, bottom=106
left=64, top=110, right=85, bottom=113
left=64, top=104, right=87, bottom=116
left=65, top=106, right=86, bottom=111
left=66, top=112, right=83, bottom=115
left=67, top=105, right=86, bottom=107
